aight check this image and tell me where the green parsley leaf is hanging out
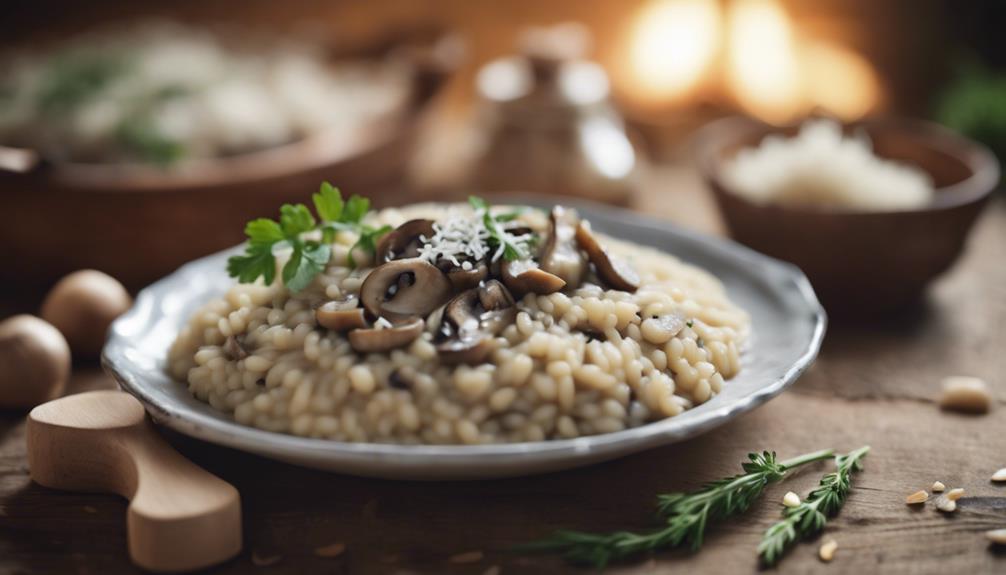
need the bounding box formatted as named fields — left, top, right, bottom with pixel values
left=245, top=218, right=284, bottom=245
left=349, top=224, right=392, bottom=267
left=227, top=243, right=276, bottom=285
left=279, top=204, right=315, bottom=237
left=343, top=195, right=371, bottom=224
left=468, top=195, right=536, bottom=262
left=228, top=184, right=379, bottom=290
left=468, top=196, right=489, bottom=211
left=283, top=242, right=331, bottom=292
left=313, top=182, right=344, bottom=222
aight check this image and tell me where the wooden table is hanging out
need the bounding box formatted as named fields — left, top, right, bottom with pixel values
left=1, top=170, right=1004, bottom=575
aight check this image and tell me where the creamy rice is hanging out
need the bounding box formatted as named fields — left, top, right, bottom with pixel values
left=168, top=205, right=750, bottom=444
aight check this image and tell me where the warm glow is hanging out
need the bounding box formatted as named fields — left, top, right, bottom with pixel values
left=618, top=0, right=884, bottom=121
left=803, top=42, right=882, bottom=120
left=627, top=0, right=721, bottom=103
left=726, top=0, right=803, bottom=123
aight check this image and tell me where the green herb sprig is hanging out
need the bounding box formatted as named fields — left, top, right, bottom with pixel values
left=227, top=183, right=383, bottom=291
left=758, top=445, right=870, bottom=566
left=520, top=448, right=834, bottom=568
left=468, top=196, right=533, bottom=261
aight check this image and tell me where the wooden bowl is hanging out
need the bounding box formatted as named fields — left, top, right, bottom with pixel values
left=694, top=116, right=1000, bottom=315
left=0, top=28, right=462, bottom=289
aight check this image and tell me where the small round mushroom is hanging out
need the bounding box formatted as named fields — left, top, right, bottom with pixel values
left=540, top=206, right=587, bottom=289
left=348, top=317, right=425, bottom=353
left=40, top=269, right=132, bottom=358
left=500, top=259, right=566, bottom=298
left=316, top=296, right=367, bottom=332
left=359, top=258, right=453, bottom=321
left=575, top=220, right=640, bottom=292
left=0, top=315, right=70, bottom=409
left=375, top=219, right=436, bottom=263
left=436, top=281, right=518, bottom=364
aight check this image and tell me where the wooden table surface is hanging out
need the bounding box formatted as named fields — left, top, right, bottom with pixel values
left=1, top=169, right=1004, bottom=575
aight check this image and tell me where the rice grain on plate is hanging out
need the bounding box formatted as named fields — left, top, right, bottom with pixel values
left=168, top=205, right=749, bottom=444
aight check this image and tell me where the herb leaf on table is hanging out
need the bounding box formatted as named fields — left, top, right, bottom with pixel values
left=758, top=445, right=870, bottom=566
left=519, top=448, right=835, bottom=568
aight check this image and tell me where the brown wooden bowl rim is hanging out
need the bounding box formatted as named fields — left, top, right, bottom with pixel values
left=693, top=115, right=1001, bottom=216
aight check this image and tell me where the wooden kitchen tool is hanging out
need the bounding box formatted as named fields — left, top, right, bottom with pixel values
left=26, top=390, right=242, bottom=572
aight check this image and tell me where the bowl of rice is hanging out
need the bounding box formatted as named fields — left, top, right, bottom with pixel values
left=104, top=192, right=825, bottom=479
left=695, top=116, right=999, bottom=315
left=0, top=22, right=461, bottom=288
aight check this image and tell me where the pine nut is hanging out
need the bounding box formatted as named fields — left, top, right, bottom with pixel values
left=939, top=376, right=992, bottom=414
left=931, top=481, right=945, bottom=492
left=935, top=495, right=957, bottom=512
left=986, top=529, right=1006, bottom=545
left=819, top=539, right=838, bottom=562
left=992, top=468, right=1006, bottom=482
left=905, top=490, right=928, bottom=504
left=783, top=491, right=801, bottom=508
left=946, top=487, right=965, bottom=501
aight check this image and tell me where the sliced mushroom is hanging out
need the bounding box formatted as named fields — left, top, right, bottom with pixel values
left=375, top=219, right=436, bottom=263
left=500, top=259, right=566, bottom=298
left=436, top=280, right=518, bottom=364
left=540, top=206, right=587, bottom=289
left=359, top=258, right=453, bottom=321
left=576, top=220, right=640, bottom=292
left=446, top=261, right=489, bottom=291
left=348, top=317, right=425, bottom=353
left=316, top=303, right=367, bottom=332
left=223, top=335, right=248, bottom=360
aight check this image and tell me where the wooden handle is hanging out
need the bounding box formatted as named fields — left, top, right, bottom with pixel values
left=27, top=391, right=242, bottom=572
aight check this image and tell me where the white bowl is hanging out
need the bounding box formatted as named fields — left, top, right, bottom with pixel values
left=102, top=199, right=825, bottom=480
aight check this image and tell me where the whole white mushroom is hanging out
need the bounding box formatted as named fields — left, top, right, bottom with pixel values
left=0, top=315, right=71, bottom=409
left=41, top=269, right=132, bottom=358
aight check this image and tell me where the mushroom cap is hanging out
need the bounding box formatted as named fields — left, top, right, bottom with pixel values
left=375, top=219, right=436, bottom=263
left=446, top=261, right=489, bottom=291
left=540, top=206, right=587, bottom=289
left=0, top=314, right=70, bottom=409
left=348, top=317, right=425, bottom=353
left=359, top=258, right=453, bottom=321
left=40, top=269, right=132, bottom=358
left=576, top=220, right=640, bottom=292
left=500, top=259, right=566, bottom=298
left=436, top=280, right=518, bottom=365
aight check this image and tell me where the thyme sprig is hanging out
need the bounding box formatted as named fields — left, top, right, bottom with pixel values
left=758, top=445, right=870, bottom=566
left=520, top=448, right=834, bottom=568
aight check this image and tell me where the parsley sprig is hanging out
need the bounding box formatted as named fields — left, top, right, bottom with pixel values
left=227, top=183, right=384, bottom=291
left=519, top=448, right=834, bottom=568
left=758, top=445, right=870, bottom=566
left=468, top=196, right=533, bottom=261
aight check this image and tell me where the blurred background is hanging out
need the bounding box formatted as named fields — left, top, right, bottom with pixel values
left=1, top=0, right=1003, bottom=313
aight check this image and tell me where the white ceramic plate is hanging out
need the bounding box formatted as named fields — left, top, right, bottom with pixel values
left=103, top=199, right=826, bottom=480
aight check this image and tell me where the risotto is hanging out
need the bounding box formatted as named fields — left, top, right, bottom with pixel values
left=168, top=197, right=750, bottom=444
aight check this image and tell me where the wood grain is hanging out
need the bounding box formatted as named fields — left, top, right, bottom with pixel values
left=1, top=174, right=1003, bottom=574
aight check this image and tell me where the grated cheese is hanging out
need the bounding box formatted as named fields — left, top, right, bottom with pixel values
left=416, top=207, right=535, bottom=265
